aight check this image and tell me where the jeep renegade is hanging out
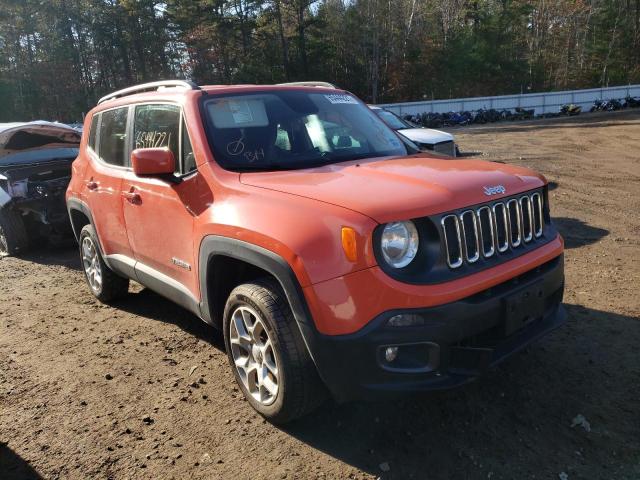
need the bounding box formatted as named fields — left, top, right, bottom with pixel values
left=66, top=80, right=565, bottom=423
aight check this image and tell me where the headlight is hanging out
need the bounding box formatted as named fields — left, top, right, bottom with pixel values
left=380, top=221, right=419, bottom=268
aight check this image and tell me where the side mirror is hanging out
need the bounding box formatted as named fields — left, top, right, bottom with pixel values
left=131, top=148, right=175, bottom=177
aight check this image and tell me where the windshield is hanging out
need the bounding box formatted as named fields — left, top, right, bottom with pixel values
left=203, top=91, right=407, bottom=170
left=374, top=109, right=412, bottom=130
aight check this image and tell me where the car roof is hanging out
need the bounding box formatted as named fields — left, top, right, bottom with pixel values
left=94, top=80, right=345, bottom=110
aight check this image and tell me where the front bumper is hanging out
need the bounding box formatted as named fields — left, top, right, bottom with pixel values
left=308, top=254, right=565, bottom=402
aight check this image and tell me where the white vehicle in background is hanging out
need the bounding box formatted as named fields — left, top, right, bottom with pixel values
left=369, top=105, right=458, bottom=157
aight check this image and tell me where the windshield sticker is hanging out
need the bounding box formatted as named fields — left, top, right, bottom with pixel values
left=324, top=94, right=358, bottom=105
left=208, top=99, right=269, bottom=128
left=228, top=101, right=254, bottom=124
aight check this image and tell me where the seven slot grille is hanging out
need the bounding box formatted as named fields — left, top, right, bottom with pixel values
left=441, top=191, right=544, bottom=268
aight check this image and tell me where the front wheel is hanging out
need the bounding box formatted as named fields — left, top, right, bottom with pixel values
left=79, top=224, right=129, bottom=302
left=223, top=279, right=325, bottom=424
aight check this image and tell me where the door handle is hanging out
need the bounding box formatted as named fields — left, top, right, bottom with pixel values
left=86, top=180, right=98, bottom=190
left=122, top=190, right=141, bottom=204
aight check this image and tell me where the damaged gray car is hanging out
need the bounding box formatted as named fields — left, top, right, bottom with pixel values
left=0, top=121, right=80, bottom=256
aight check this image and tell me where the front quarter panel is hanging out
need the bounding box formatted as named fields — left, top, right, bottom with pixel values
left=193, top=169, right=378, bottom=288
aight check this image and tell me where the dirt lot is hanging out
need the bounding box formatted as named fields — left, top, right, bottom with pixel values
left=1, top=110, right=639, bottom=480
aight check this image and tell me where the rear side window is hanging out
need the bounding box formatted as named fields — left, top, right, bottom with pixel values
left=98, top=107, right=129, bottom=166
left=88, top=114, right=99, bottom=151
left=133, top=104, right=180, bottom=171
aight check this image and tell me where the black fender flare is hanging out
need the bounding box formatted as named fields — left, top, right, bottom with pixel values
left=66, top=197, right=111, bottom=265
left=66, top=197, right=94, bottom=240
left=198, top=236, right=324, bottom=374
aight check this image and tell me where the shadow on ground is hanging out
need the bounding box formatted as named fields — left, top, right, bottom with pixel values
left=0, top=444, right=43, bottom=480
left=279, top=304, right=639, bottom=479
left=15, top=244, right=81, bottom=271
left=554, top=217, right=609, bottom=248
left=113, top=287, right=224, bottom=349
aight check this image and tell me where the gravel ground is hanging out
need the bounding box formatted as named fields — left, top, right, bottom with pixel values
left=1, top=110, right=639, bottom=480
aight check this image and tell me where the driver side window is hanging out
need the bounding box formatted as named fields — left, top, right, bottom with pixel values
left=133, top=104, right=180, bottom=173
left=133, top=104, right=197, bottom=175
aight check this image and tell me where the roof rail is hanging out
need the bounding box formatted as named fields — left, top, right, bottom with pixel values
left=98, top=80, right=200, bottom=104
left=276, top=81, right=337, bottom=89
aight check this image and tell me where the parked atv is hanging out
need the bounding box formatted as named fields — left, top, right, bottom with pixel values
left=560, top=104, right=582, bottom=116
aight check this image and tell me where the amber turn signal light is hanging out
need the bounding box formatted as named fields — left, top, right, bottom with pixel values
left=341, top=227, right=357, bottom=262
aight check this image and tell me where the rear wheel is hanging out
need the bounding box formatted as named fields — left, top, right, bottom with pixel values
left=79, top=224, right=129, bottom=302
left=223, top=279, right=325, bottom=424
left=0, top=208, right=28, bottom=257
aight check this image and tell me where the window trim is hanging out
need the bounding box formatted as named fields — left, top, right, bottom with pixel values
left=178, top=113, right=197, bottom=177
left=87, top=113, right=99, bottom=153
left=87, top=112, right=101, bottom=163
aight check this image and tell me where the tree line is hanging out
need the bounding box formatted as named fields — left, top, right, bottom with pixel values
left=0, top=0, right=638, bottom=122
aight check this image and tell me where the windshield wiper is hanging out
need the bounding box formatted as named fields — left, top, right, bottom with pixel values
left=233, top=164, right=294, bottom=172
left=232, top=153, right=334, bottom=172
left=233, top=150, right=410, bottom=172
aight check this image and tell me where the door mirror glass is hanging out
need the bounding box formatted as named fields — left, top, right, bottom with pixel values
left=131, top=148, right=176, bottom=177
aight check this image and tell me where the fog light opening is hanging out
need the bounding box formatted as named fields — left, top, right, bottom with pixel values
left=379, top=342, right=441, bottom=373
left=384, top=346, right=399, bottom=363
left=387, top=314, right=426, bottom=327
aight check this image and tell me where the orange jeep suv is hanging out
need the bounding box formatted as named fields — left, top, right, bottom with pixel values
left=66, top=80, right=565, bottom=423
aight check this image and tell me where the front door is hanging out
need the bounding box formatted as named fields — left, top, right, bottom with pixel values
left=121, top=104, right=200, bottom=298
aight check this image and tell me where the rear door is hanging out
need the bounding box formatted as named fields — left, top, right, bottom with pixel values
left=84, top=107, right=134, bottom=262
left=121, top=103, right=200, bottom=298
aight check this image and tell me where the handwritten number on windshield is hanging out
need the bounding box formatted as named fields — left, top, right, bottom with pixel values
left=244, top=148, right=265, bottom=163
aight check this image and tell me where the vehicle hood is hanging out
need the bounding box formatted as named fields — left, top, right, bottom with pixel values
left=0, top=121, right=80, bottom=159
left=240, top=155, right=546, bottom=223
left=397, top=128, right=453, bottom=144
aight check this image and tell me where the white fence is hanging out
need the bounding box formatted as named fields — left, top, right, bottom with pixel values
left=377, top=84, right=640, bottom=116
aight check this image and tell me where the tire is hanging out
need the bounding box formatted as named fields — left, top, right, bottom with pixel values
left=78, top=224, right=129, bottom=302
left=223, top=279, right=325, bottom=424
left=0, top=208, right=28, bottom=257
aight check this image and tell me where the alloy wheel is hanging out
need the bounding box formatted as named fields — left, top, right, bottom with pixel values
left=229, top=306, right=279, bottom=405
left=81, top=236, right=102, bottom=293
